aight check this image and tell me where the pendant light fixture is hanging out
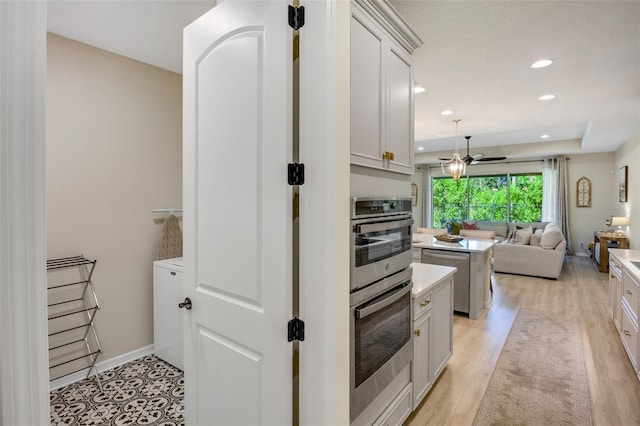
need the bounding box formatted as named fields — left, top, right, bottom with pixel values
left=441, top=118, right=466, bottom=180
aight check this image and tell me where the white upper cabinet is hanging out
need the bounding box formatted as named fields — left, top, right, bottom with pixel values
left=350, top=0, right=423, bottom=175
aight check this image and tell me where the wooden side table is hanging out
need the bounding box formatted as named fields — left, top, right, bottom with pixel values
left=593, top=231, right=628, bottom=272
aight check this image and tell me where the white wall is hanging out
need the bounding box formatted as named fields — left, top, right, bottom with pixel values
left=615, top=131, right=640, bottom=249
left=46, top=34, right=182, bottom=362
left=567, top=153, right=615, bottom=254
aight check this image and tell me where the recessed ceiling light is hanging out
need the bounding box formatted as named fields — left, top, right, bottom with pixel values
left=414, top=85, right=426, bottom=94
left=531, top=59, right=553, bottom=68
left=417, top=146, right=425, bottom=151
left=538, top=94, right=556, bottom=101
left=441, top=110, right=453, bottom=116
left=541, top=134, right=550, bottom=139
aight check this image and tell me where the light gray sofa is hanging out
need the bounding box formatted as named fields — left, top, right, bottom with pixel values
left=492, top=222, right=566, bottom=279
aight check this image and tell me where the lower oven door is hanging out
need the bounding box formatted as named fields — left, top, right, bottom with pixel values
left=350, top=279, right=413, bottom=421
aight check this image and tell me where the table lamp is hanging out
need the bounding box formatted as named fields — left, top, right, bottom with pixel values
left=611, top=216, right=629, bottom=235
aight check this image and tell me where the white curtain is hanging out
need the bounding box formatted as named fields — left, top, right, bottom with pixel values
left=542, top=157, right=574, bottom=254
left=542, top=158, right=558, bottom=222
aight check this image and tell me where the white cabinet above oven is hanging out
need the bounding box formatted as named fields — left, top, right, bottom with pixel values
left=349, top=0, right=422, bottom=175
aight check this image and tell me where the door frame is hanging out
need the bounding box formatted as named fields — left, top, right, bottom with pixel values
left=297, top=1, right=350, bottom=424
left=0, top=1, right=50, bottom=424
left=0, top=1, right=351, bottom=424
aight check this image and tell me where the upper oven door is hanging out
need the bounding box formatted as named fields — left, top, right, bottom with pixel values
left=351, top=216, right=413, bottom=291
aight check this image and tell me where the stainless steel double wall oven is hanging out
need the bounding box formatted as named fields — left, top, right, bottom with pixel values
left=350, top=197, right=414, bottom=421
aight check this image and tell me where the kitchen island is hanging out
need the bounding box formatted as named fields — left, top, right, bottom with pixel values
left=412, top=234, right=495, bottom=319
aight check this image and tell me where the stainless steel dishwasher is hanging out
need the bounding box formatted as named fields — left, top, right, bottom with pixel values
left=421, top=249, right=471, bottom=316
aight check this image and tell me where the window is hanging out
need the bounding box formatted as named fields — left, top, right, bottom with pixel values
left=432, top=173, right=542, bottom=226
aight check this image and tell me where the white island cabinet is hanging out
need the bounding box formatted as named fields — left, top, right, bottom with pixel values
left=411, top=263, right=456, bottom=410
left=609, top=249, right=640, bottom=383
left=350, top=0, right=422, bottom=174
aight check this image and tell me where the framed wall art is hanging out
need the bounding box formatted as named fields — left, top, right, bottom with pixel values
left=619, top=166, right=628, bottom=202
left=576, top=176, right=591, bottom=207
left=411, top=182, right=418, bottom=206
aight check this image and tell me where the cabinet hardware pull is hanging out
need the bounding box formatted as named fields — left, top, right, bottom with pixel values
left=382, top=151, right=395, bottom=161
left=420, top=300, right=430, bottom=308
left=625, top=290, right=633, bottom=295
left=624, top=330, right=631, bottom=336
left=611, top=275, right=615, bottom=279
left=415, top=329, right=421, bottom=337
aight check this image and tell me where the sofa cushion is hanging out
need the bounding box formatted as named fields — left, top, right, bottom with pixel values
left=460, top=229, right=496, bottom=239
left=530, top=228, right=544, bottom=246
left=451, top=221, right=463, bottom=235
left=540, top=226, right=564, bottom=249
left=507, top=221, right=548, bottom=238
left=476, top=221, right=508, bottom=238
left=462, top=220, right=478, bottom=230
left=513, top=226, right=533, bottom=245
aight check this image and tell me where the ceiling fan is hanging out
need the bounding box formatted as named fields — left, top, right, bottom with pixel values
left=440, top=136, right=507, bottom=165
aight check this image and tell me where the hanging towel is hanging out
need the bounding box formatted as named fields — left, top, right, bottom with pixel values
left=157, top=215, right=183, bottom=260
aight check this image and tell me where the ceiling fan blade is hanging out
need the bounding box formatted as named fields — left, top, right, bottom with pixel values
left=475, top=156, right=507, bottom=162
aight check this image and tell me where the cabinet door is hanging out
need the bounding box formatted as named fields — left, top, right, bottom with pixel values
left=350, top=10, right=384, bottom=169
left=615, top=275, right=623, bottom=333
left=431, top=278, right=453, bottom=381
left=413, top=309, right=432, bottom=409
left=386, top=45, right=414, bottom=174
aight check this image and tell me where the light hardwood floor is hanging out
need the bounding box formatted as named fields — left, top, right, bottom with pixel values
left=405, top=255, right=640, bottom=426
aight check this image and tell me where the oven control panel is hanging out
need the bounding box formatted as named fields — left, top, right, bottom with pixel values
left=352, top=197, right=412, bottom=219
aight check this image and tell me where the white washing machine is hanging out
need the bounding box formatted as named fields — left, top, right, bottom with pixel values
left=153, top=257, right=184, bottom=370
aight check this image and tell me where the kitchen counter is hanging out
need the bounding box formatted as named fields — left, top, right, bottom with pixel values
left=412, top=233, right=495, bottom=253
left=411, top=262, right=457, bottom=299
left=609, top=249, right=640, bottom=279
left=412, top=234, right=494, bottom=319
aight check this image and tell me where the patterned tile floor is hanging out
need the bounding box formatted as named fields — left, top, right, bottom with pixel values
left=50, top=355, right=184, bottom=426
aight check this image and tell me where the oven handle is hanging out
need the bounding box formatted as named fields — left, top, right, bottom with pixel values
left=356, top=283, right=411, bottom=319
left=354, top=218, right=414, bottom=234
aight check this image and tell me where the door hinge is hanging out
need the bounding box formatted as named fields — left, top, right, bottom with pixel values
left=288, top=317, right=305, bottom=342
left=288, top=163, right=305, bottom=185
left=288, top=5, right=305, bottom=30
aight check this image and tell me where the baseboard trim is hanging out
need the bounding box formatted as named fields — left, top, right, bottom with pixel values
left=49, top=344, right=155, bottom=390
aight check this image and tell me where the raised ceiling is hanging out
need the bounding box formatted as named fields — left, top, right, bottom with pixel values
left=47, top=1, right=640, bottom=164
left=390, top=0, right=640, bottom=163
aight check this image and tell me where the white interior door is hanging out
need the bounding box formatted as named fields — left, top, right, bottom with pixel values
left=183, top=1, right=292, bottom=424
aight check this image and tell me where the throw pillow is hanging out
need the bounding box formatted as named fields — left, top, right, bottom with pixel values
left=451, top=221, right=463, bottom=235
left=530, top=228, right=544, bottom=246
left=462, top=220, right=478, bottom=230
left=540, top=227, right=564, bottom=249
left=513, top=226, right=533, bottom=245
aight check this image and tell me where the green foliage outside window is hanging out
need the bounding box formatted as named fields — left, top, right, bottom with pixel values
left=432, top=173, right=542, bottom=226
